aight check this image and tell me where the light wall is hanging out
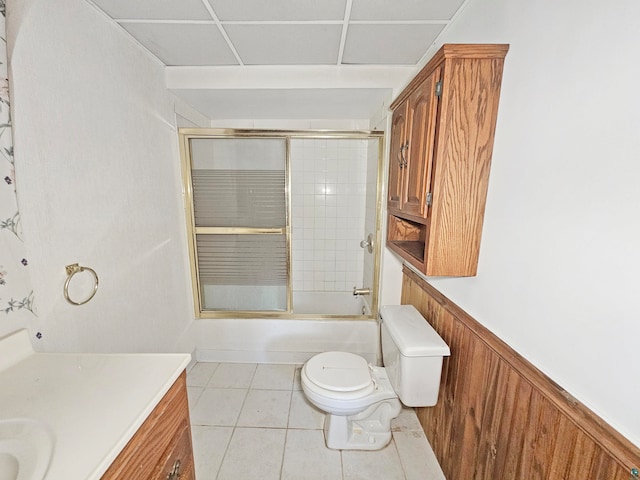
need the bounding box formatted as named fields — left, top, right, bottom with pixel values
left=370, top=108, right=404, bottom=308
left=4, top=0, right=386, bottom=361
left=409, top=0, right=640, bottom=446
left=6, top=0, right=193, bottom=352
left=12, top=0, right=635, bottom=451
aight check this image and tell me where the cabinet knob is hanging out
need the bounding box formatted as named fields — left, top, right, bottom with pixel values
left=167, top=459, right=181, bottom=479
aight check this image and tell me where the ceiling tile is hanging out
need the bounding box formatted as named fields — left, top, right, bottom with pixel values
left=224, top=25, right=342, bottom=65
left=120, top=23, right=238, bottom=66
left=207, top=0, right=347, bottom=21
left=91, top=0, right=212, bottom=20
left=170, top=88, right=391, bottom=119
left=342, top=24, right=444, bottom=65
left=350, top=0, right=465, bottom=20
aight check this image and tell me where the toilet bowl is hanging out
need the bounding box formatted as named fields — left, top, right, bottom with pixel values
left=301, top=351, right=401, bottom=450
left=301, top=305, right=450, bottom=451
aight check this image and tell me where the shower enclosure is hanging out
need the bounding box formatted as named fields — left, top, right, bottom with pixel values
left=179, top=129, right=384, bottom=319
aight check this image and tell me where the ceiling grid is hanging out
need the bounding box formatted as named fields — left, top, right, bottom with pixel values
left=87, top=0, right=465, bottom=66
left=199, top=0, right=245, bottom=65
left=84, top=0, right=469, bottom=119
left=337, top=0, right=354, bottom=65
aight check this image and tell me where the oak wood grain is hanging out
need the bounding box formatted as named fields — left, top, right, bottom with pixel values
left=387, top=101, right=408, bottom=211
left=402, top=67, right=440, bottom=218
left=426, top=55, right=505, bottom=276
left=387, top=44, right=508, bottom=277
left=391, top=44, right=510, bottom=110
left=100, top=371, right=194, bottom=480
left=401, top=266, right=640, bottom=479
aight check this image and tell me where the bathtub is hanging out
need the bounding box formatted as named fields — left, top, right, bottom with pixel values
left=193, top=315, right=379, bottom=365
left=292, top=291, right=371, bottom=315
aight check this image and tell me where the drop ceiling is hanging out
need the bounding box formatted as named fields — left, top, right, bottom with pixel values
left=86, top=0, right=468, bottom=120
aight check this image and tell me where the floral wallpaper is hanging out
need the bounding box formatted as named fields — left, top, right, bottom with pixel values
left=0, top=1, right=36, bottom=317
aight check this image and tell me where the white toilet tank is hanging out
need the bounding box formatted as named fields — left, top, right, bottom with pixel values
left=380, top=305, right=451, bottom=407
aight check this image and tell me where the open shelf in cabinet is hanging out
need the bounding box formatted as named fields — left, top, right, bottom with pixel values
left=387, top=214, right=427, bottom=267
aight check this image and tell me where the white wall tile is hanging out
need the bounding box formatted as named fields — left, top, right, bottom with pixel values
left=290, top=138, right=369, bottom=295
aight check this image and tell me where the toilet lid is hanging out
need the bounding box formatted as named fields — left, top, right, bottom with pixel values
left=305, top=352, right=372, bottom=392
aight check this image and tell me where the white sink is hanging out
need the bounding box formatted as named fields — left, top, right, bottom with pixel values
left=0, top=418, right=54, bottom=480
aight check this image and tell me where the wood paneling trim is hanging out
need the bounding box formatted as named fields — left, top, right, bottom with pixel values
left=402, top=265, right=640, bottom=479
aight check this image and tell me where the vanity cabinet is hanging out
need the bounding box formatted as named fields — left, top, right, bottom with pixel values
left=101, top=371, right=195, bottom=480
left=387, top=44, right=509, bottom=276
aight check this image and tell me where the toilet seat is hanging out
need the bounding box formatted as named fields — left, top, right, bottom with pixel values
left=303, top=351, right=373, bottom=398
left=301, top=352, right=397, bottom=416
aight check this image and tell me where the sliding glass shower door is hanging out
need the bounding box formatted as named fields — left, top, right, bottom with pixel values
left=179, top=129, right=383, bottom=319
left=186, top=137, right=289, bottom=312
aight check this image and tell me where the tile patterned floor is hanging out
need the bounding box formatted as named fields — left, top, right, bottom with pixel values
left=187, top=362, right=446, bottom=480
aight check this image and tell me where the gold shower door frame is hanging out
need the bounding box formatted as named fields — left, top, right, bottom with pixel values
left=179, top=128, right=385, bottom=320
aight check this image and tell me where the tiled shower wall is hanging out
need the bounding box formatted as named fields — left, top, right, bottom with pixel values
left=290, top=139, right=369, bottom=293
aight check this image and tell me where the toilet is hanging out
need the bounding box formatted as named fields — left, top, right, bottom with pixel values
left=301, top=305, right=450, bottom=450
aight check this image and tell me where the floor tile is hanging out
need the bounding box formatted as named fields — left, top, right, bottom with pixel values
left=288, top=390, right=325, bottom=430
left=251, top=364, right=296, bottom=390
left=237, top=389, right=292, bottom=428
left=293, top=366, right=303, bottom=390
left=190, top=388, right=247, bottom=426
left=342, top=440, right=405, bottom=480
left=391, top=407, right=423, bottom=432
left=187, top=362, right=219, bottom=387
left=208, top=363, right=257, bottom=388
left=216, top=427, right=287, bottom=480
left=191, top=425, right=233, bottom=479
left=187, top=386, right=203, bottom=411
left=393, top=431, right=445, bottom=480
left=281, top=429, right=342, bottom=480
left=188, top=362, right=448, bottom=480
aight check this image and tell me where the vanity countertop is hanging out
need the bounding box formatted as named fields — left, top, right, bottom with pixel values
left=0, top=330, right=191, bottom=479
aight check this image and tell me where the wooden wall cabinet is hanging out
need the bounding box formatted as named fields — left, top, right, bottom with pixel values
left=387, top=44, right=509, bottom=276
left=101, top=372, right=195, bottom=480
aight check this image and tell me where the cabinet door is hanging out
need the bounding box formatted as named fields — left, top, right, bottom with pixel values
left=154, top=420, right=195, bottom=480
left=402, top=68, right=440, bottom=218
left=387, top=100, right=408, bottom=211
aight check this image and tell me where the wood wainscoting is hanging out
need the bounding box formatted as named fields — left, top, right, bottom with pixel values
left=401, top=266, right=640, bottom=479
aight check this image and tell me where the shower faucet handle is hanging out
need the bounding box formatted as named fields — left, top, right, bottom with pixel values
left=359, top=233, right=374, bottom=254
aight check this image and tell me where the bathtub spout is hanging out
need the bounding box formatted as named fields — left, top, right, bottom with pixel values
left=353, top=287, right=371, bottom=296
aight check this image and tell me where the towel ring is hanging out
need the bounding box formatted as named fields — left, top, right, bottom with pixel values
left=64, top=263, right=99, bottom=306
